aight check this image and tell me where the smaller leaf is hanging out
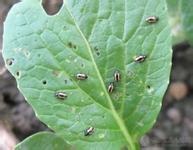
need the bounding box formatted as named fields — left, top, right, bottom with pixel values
left=15, top=132, right=74, bottom=150
left=166, top=0, right=186, bottom=45
left=181, top=0, right=193, bottom=45
left=167, top=0, right=193, bottom=45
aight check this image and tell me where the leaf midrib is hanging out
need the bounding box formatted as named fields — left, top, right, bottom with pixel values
left=64, top=2, right=135, bottom=149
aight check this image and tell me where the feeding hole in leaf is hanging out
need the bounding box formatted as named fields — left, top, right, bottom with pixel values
left=94, top=46, right=101, bottom=56
left=16, top=71, right=20, bottom=77
left=64, top=80, right=68, bottom=84
left=42, top=0, right=63, bottom=15
left=96, top=52, right=100, bottom=56
left=25, top=51, right=30, bottom=57
left=42, top=80, right=47, bottom=85
left=63, top=26, right=67, bottom=30
left=68, top=42, right=77, bottom=49
left=80, top=63, right=85, bottom=68
left=37, top=53, right=41, bottom=57
left=162, top=7, right=166, bottom=11
left=6, top=58, right=14, bottom=66
left=147, top=85, right=154, bottom=94
left=147, top=85, right=151, bottom=89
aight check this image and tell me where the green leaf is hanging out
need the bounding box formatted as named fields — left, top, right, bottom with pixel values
left=166, top=0, right=186, bottom=45
left=15, top=132, right=74, bottom=150
left=2, top=0, right=172, bottom=149
left=167, top=0, right=193, bottom=45
left=181, top=0, right=193, bottom=45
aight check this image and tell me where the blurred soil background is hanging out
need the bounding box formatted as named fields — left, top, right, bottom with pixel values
left=0, top=0, right=193, bottom=150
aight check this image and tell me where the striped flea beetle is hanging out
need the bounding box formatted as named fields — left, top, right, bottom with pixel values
left=55, top=92, right=67, bottom=100
left=108, top=82, right=114, bottom=93
left=135, top=55, right=146, bottom=63
left=84, top=127, right=94, bottom=136
left=146, top=16, right=159, bottom=24
left=76, top=73, right=88, bottom=80
left=114, top=71, right=121, bottom=82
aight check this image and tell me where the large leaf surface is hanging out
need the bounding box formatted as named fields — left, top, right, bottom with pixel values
left=15, top=132, right=73, bottom=150
left=3, top=0, right=172, bottom=149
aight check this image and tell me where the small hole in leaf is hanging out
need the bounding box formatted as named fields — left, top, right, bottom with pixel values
left=94, top=47, right=99, bottom=51
left=42, top=0, right=63, bottom=15
left=6, top=58, right=14, bottom=66
left=64, top=80, right=68, bottom=84
left=68, top=42, right=77, bottom=49
left=25, top=51, right=30, bottom=57
left=147, top=85, right=154, bottom=94
left=96, top=52, right=100, bottom=56
left=16, top=71, right=20, bottom=77
left=94, top=46, right=101, bottom=56
left=68, top=42, right=73, bottom=48
left=42, top=80, right=47, bottom=85
left=72, top=44, right=77, bottom=49
left=80, top=63, right=85, bottom=68
left=147, top=85, right=151, bottom=89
